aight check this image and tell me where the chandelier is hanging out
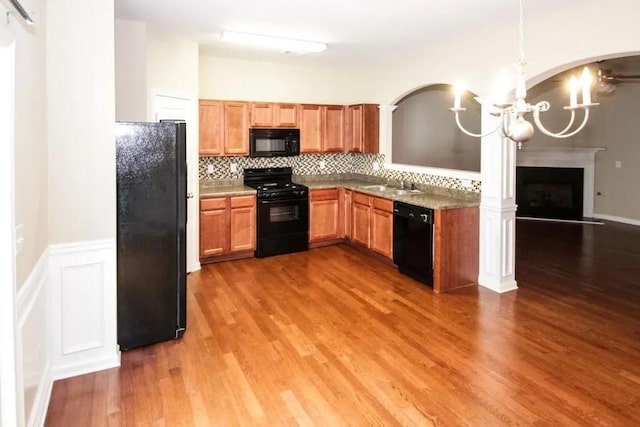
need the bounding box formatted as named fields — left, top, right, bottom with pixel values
left=450, top=0, right=598, bottom=148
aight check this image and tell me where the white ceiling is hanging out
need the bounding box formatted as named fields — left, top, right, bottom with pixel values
left=114, top=0, right=577, bottom=66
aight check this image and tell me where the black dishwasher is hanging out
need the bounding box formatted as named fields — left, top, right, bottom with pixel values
left=393, top=201, right=434, bottom=286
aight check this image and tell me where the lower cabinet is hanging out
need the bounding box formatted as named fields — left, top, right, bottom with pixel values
left=200, top=195, right=255, bottom=260
left=309, top=188, right=340, bottom=243
left=351, top=191, right=393, bottom=259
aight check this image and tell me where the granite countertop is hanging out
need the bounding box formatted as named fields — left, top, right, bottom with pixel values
left=199, top=183, right=256, bottom=198
left=199, top=176, right=480, bottom=210
left=301, top=177, right=480, bottom=210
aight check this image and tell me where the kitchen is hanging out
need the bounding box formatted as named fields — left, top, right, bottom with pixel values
left=4, top=0, right=640, bottom=426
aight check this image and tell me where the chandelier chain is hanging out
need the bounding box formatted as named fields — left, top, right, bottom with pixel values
left=519, top=0, right=525, bottom=64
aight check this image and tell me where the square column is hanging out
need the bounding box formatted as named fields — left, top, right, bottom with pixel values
left=477, top=99, right=518, bottom=293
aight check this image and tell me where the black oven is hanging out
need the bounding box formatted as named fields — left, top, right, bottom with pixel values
left=244, top=167, right=309, bottom=258
left=256, top=197, right=309, bottom=257
left=249, top=128, right=300, bottom=157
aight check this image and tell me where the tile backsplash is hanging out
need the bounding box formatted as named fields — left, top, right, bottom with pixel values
left=199, top=154, right=481, bottom=192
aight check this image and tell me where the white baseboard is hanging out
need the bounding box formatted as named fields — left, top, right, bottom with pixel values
left=16, top=250, right=52, bottom=427
left=478, top=276, right=518, bottom=294
left=48, top=238, right=120, bottom=381
left=593, top=213, right=640, bottom=227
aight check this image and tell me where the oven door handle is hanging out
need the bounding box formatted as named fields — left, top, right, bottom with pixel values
left=259, top=198, right=307, bottom=205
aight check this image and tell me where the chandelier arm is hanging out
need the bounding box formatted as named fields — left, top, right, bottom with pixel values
left=454, top=112, right=501, bottom=138
left=532, top=108, right=590, bottom=139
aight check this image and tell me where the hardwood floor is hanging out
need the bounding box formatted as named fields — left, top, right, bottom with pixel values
left=46, top=221, right=640, bottom=426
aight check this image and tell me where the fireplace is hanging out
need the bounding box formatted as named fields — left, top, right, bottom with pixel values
left=516, top=167, right=584, bottom=220
left=515, top=147, right=604, bottom=218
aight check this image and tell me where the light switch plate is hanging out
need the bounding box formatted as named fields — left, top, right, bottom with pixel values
left=460, top=179, right=473, bottom=189
left=372, top=161, right=380, bottom=171
left=319, top=161, right=326, bottom=169
left=615, top=160, right=622, bottom=168
left=230, top=163, right=238, bottom=173
left=206, top=164, right=214, bottom=174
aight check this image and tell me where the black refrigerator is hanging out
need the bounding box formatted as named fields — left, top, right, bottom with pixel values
left=116, top=121, right=187, bottom=351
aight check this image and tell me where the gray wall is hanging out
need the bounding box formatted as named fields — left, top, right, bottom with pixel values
left=527, top=74, right=640, bottom=222
left=392, top=84, right=481, bottom=172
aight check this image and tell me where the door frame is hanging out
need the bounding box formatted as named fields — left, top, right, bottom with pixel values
left=0, top=37, right=22, bottom=426
left=152, top=92, right=200, bottom=273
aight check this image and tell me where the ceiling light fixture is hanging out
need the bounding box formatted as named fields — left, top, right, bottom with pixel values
left=450, top=0, right=598, bottom=148
left=220, top=31, right=327, bottom=54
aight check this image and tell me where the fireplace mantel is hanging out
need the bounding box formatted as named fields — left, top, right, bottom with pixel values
left=516, top=147, right=605, bottom=218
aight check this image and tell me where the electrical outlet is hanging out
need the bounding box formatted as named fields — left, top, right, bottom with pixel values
left=372, top=161, right=380, bottom=171
left=460, top=179, right=473, bottom=189
left=206, top=164, right=214, bottom=174
left=319, top=160, right=326, bottom=169
left=230, top=163, right=238, bottom=173
left=615, top=160, right=622, bottom=169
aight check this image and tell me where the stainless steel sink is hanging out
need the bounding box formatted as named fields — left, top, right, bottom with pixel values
left=360, top=184, right=390, bottom=192
left=359, top=184, right=422, bottom=195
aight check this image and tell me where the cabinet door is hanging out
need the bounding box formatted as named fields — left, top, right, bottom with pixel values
left=299, top=104, right=323, bottom=153
left=200, top=208, right=228, bottom=257
left=229, top=206, right=255, bottom=252
left=199, top=100, right=223, bottom=156
left=345, top=105, right=363, bottom=153
left=276, top=104, right=298, bottom=127
left=361, top=104, right=380, bottom=154
left=351, top=201, right=371, bottom=248
left=323, top=105, right=345, bottom=152
left=224, top=101, right=250, bottom=155
left=371, top=207, right=393, bottom=259
left=309, top=189, right=339, bottom=242
left=250, top=102, right=274, bottom=127
left=229, top=196, right=255, bottom=252
left=340, top=189, right=352, bottom=239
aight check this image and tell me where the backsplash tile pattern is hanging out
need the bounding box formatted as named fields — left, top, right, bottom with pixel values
left=199, top=154, right=481, bottom=193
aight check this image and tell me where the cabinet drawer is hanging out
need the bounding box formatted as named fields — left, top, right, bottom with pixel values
left=201, top=197, right=227, bottom=211
left=352, top=192, right=371, bottom=206
left=372, top=196, right=393, bottom=212
left=310, top=188, right=339, bottom=201
left=230, top=195, right=255, bottom=209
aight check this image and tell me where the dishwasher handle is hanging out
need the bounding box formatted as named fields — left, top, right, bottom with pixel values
left=393, top=202, right=433, bottom=224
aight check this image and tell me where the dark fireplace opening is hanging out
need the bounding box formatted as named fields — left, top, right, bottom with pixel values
left=516, top=167, right=584, bottom=220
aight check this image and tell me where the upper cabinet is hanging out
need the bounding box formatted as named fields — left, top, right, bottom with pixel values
left=250, top=102, right=298, bottom=128
left=345, top=104, right=379, bottom=154
left=199, top=100, right=223, bottom=156
left=200, top=99, right=377, bottom=156
left=199, top=100, right=249, bottom=156
left=299, top=104, right=345, bottom=153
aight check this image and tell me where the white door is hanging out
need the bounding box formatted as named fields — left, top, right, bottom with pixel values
left=153, top=94, right=200, bottom=273
left=0, top=35, right=22, bottom=427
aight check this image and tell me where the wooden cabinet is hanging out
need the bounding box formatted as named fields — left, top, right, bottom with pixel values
left=200, top=195, right=256, bottom=261
left=323, top=105, right=345, bottom=152
left=309, top=189, right=340, bottom=243
left=229, top=196, right=256, bottom=252
left=370, top=197, right=393, bottom=258
left=345, top=104, right=379, bottom=154
left=433, top=207, right=479, bottom=293
left=351, top=192, right=372, bottom=248
left=200, top=198, right=227, bottom=257
left=199, top=100, right=223, bottom=156
left=250, top=103, right=298, bottom=127
left=351, top=192, right=393, bottom=259
left=199, top=100, right=250, bottom=156
left=340, top=188, right=352, bottom=239
left=299, top=104, right=345, bottom=153
left=224, top=102, right=250, bottom=155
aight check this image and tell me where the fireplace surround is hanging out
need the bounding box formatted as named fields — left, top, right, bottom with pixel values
left=515, top=147, right=604, bottom=219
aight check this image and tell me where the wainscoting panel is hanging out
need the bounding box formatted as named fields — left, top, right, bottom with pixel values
left=16, top=250, right=52, bottom=427
left=49, top=239, right=119, bottom=381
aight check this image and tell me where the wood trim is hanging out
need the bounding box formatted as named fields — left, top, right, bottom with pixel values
left=200, top=250, right=254, bottom=264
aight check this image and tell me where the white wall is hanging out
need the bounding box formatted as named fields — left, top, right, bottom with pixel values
left=115, top=19, right=147, bottom=122
left=199, top=55, right=373, bottom=104
left=10, top=0, right=48, bottom=291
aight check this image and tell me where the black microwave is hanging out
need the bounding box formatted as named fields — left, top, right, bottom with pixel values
left=249, top=128, right=300, bottom=157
